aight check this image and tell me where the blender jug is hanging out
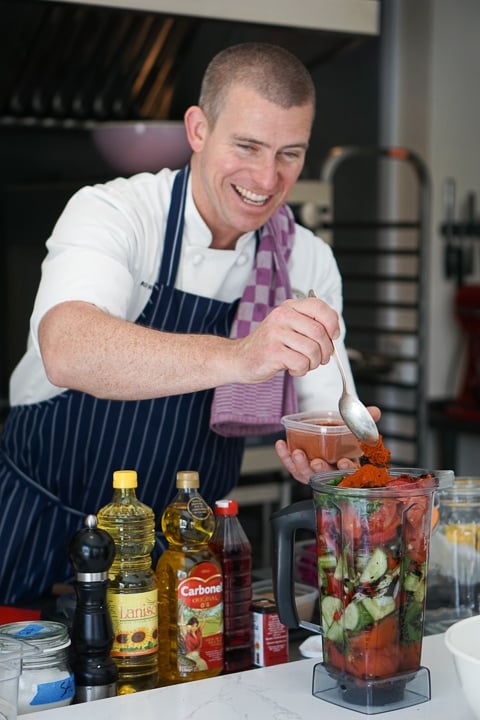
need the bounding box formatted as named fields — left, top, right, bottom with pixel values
left=271, top=468, right=452, bottom=715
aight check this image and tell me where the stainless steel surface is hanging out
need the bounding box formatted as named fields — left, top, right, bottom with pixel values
left=308, top=289, right=379, bottom=446
left=44, top=0, right=380, bottom=36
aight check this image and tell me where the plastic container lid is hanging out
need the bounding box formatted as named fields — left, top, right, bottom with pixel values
left=113, top=469, right=137, bottom=489
left=215, top=499, right=238, bottom=515
left=281, top=410, right=352, bottom=435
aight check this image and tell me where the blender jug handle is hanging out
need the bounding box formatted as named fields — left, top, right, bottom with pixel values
left=271, top=499, right=321, bottom=633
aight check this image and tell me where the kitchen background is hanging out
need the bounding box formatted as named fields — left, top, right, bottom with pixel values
left=0, top=0, right=479, bottom=502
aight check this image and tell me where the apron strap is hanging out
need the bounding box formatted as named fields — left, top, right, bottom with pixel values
left=158, top=164, right=190, bottom=286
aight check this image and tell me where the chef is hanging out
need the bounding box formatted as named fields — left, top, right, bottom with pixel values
left=0, top=42, right=378, bottom=605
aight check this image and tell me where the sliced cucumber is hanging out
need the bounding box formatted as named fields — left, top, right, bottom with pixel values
left=343, top=601, right=359, bottom=630
left=326, top=620, right=344, bottom=642
left=359, top=548, right=388, bottom=584
left=404, top=567, right=426, bottom=603
left=334, top=554, right=345, bottom=581
left=361, top=595, right=395, bottom=622
left=413, top=581, right=425, bottom=604
left=318, top=553, right=337, bottom=569
left=321, top=596, right=342, bottom=625
left=403, top=572, right=422, bottom=593
left=344, top=600, right=374, bottom=631
left=321, top=596, right=344, bottom=642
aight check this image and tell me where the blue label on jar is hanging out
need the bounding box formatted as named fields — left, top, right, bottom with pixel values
left=14, top=623, right=46, bottom=637
left=30, top=674, right=75, bottom=706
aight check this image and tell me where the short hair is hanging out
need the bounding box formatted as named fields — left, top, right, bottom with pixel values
left=198, top=42, right=315, bottom=127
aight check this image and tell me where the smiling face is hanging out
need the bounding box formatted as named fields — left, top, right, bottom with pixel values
left=185, top=83, right=313, bottom=248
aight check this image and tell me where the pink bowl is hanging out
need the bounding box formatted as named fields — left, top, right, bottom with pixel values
left=92, top=121, right=191, bottom=175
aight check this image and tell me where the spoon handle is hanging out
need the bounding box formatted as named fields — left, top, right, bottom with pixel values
left=307, top=288, right=347, bottom=391
left=331, top=341, right=349, bottom=394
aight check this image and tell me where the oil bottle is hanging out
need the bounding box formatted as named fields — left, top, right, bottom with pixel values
left=97, top=469, right=158, bottom=694
left=156, top=470, right=223, bottom=685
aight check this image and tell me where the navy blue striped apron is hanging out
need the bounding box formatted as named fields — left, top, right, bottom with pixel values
left=0, top=166, right=244, bottom=604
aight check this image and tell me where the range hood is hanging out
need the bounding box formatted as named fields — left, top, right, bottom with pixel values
left=47, top=0, right=380, bottom=35
left=0, top=0, right=379, bottom=124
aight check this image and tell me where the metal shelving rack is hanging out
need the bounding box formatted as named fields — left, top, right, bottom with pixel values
left=318, top=146, right=431, bottom=467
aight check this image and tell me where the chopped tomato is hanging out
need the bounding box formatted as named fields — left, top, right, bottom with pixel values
left=346, top=644, right=400, bottom=679
left=324, top=639, right=346, bottom=673
left=348, top=614, right=398, bottom=652
left=366, top=501, right=401, bottom=545
left=338, top=502, right=363, bottom=544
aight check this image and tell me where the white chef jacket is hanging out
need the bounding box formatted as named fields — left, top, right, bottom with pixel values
left=10, top=168, right=355, bottom=411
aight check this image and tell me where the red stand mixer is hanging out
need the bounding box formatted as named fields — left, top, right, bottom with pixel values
left=447, top=285, right=480, bottom=420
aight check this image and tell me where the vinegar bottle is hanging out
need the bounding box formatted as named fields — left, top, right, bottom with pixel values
left=209, top=499, right=253, bottom=672
left=97, top=470, right=158, bottom=694
left=156, top=470, right=223, bottom=685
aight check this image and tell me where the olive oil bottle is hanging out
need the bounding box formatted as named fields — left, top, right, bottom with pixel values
left=156, top=470, right=223, bottom=685
left=97, top=470, right=158, bottom=694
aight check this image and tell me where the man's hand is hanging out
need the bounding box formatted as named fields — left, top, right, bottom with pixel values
left=233, top=296, right=340, bottom=384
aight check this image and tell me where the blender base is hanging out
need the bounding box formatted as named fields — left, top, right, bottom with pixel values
left=312, top=663, right=431, bottom=715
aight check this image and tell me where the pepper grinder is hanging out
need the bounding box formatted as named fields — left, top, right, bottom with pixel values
left=69, top=514, right=118, bottom=702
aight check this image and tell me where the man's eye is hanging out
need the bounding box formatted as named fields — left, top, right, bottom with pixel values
left=237, top=143, right=256, bottom=153
left=282, top=150, right=302, bottom=161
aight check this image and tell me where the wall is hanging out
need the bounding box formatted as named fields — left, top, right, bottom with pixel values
left=380, top=0, right=480, bottom=473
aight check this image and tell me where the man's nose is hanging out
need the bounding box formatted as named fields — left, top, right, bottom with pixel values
left=251, top=155, right=278, bottom=191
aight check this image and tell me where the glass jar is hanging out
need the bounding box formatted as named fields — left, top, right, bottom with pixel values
left=427, top=478, right=480, bottom=629
left=0, top=621, right=75, bottom=714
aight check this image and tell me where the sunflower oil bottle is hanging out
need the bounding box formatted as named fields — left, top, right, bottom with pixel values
left=97, top=469, right=158, bottom=694
left=156, top=470, right=223, bottom=685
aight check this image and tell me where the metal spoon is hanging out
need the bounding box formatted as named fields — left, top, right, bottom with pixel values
left=308, top=290, right=379, bottom=446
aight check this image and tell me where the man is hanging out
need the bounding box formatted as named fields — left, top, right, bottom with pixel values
left=0, top=43, right=377, bottom=604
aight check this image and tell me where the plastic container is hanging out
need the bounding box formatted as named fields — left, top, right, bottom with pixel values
left=156, top=471, right=223, bottom=685
left=209, top=499, right=252, bottom=673
left=252, top=580, right=318, bottom=623
left=97, top=470, right=158, bottom=694
left=281, top=411, right=361, bottom=464
left=0, top=621, right=74, bottom=714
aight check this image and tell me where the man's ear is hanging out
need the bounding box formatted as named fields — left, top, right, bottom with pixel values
left=184, top=105, right=208, bottom=152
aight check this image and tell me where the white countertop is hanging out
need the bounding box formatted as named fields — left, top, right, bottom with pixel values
left=22, top=633, right=474, bottom=720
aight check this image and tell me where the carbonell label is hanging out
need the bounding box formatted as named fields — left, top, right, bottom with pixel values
left=177, top=561, right=223, bottom=673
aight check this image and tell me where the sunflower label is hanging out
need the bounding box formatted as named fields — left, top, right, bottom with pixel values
left=109, top=588, right=159, bottom=656
left=176, top=561, right=223, bottom=673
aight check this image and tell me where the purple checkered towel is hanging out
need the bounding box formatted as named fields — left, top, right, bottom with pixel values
left=210, top=204, right=299, bottom=437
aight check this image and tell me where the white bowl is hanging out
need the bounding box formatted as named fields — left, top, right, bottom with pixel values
left=445, top=614, right=480, bottom=720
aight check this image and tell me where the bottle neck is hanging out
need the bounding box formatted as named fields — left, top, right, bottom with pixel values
left=112, top=487, right=137, bottom=500
left=110, top=555, right=153, bottom=571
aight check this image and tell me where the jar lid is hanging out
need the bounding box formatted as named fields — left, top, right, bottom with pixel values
left=439, top=478, right=480, bottom=506
left=0, top=621, right=71, bottom=655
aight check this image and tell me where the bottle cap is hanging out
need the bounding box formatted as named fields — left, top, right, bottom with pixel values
left=215, top=499, right=238, bottom=515
left=113, top=469, right=137, bottom=489
left=176, top=470, right=200, bottom=489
